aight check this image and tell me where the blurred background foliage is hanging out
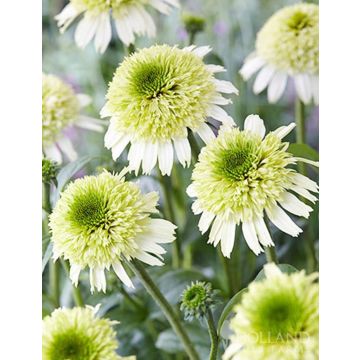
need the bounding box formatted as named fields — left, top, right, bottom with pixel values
left=42, top=0, right=319, bottom=358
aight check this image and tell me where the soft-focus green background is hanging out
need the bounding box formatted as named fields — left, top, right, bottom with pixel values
left=42, top=0, right=319, bottom=358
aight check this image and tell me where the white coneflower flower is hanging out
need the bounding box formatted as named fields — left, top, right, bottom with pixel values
left=240, top=3, right=319, bottom=104
left=42, top=73, right=104, bottom=163
left=43, top=305, right=135, bottom=360
left=102, top=44, right=238, bottom=175
left=187, top=115, right=318, bottom=258
left=55, top=0, right=180, bottom=53
left=224, top=264, right=319, bottom=360
left=49, top=170, right=176, bottom=292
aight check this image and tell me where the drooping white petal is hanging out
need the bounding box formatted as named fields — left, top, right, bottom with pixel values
left=186, top=184, right=197, bottom=197
left=57, top=136, right=77, bottom=161
left=294, top=157, right=319, bottom=167
left=111, top=134, right=131, bottom=161
left=142, top=142, right=158, bottom=174
left=44, top=144, right=62, bottom=164
left=137, top=236, right=167, bottom=256
left=209, top=216, right=224, bottom=246
left=207, top=105, right=235, bottom=126
left=149, top=0, right=179, bottom=15
left=244, top=114, right=266, bottom=139
left=141, top=191, right=159, bottom=213
left=100, top=103, right=112, bottom=118
left=294, top=74, right=312, bottom=104
left=210, top=94, right=232, bottom=105
left=76, top=115, right=104, bottom=132
left=89, top=267, right=106, bottom=293
left=76, top=94, right=92, bottom=108
left=114, top=16, right=135, bottom=46
left=147, top=218, right=177, bottom=243
left=223, top=341, right=243, bottom=360
left=311, top=75, right=319, bottom=105
left=253, top=65, right=276, bottom=94
left=292, top=173, right=319, bottom=193
left=267, top=71, right=288, bottom=103
left=182, top=45, right=196, bottom=52
left=264, top=263, right=283, bottom=278
left=213, top=79, right=239, bottom=94
left=205, top=64, right=226, bottom=73
left=279, top=192, right=313, bottom=218
left=290, top=185, right=318, bottom=203
left=173, top=137, right=191, bottom=167
left=158, top=141, right=174, bottom=176
left=74, top=14, right=99, bottom=49
left=272, top=123, right=296, bottom=139
left=104, top=121, right=122, bottom=148
left=266, top=205, right=302, bottom=237
left=192, top=45, right=212, bottom=58
left=198, top=211, right=215, bottom=234
left=196, top=123, right=215, bottom=144
left=253, top=217, right=274, bottom=247
left=239, top=53, right=266, bottom=80
left=136, top=251, right=164, bottom=266
left=112, top=261, right=134, bottom=287
left=69, top=264, right=82, bottom=286
left=133, top=5, right=156, bottom=37
left=128, top=141, right=145, bottom=175
left=191, top=200, right=203, bottom=215
left=54, top=3, right=81, bottom=33
left=242, top=221, right=263, bottom=255
left=220, top=221, right=237, bottom=258
left=94, top=12, right=112, bottom=54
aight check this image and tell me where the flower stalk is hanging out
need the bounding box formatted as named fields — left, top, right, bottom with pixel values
left=128, top=259, right=199, bottom=360
left=206, top=309, right=219, bottom=360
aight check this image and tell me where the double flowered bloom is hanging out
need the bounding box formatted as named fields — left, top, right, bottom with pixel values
left=49, top=170, right=176, bottom=292
left=42, top=73, right=104, bottom=163
left=187, top=115, right=318, bottom=257
left=102, top=44, right=238, bottom=175
left=240, top=3, right=319, bottom=104
left=55, top=0, right=179, bottom=53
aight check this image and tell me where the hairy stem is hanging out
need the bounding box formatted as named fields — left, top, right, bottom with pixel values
left=217, top=247, right=235, bottom=297
left=188, top=130, right=201, bottom=163
left=265, top=246, right=279, bottom=264
left=128, top=260, right=199, bottom=360
left=61, top=260, right=84, bottom=307
left=206, top=309, right=219, bottom=360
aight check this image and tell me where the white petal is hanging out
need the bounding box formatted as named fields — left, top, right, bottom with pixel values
left=57, top=137, right=77, bottom=161
left=253, top=65, right=276, bottom=94
left=266, top=205, right=302, bottom=237
left=272, top=123, right=296, bottom=139
left=223, top=342, right=243, bottom=360
left=209, top=216, right=224, bottom=247
left=264, top=263, right=283, bottom=278
left=210, top=94, right=232, bottom=105
left=128, top=141, right=145, bottom=175
left=196, top=123, right=215, bottom=144
left=294, top=74, right=312, bottom=104
left=89, top=267, right=106, bottom=293
left=244, top=114, right=266, bottom=139
left=111, top=134, right=131, bottom=161
left=136, top=251, right=164, bottom=266
left=311, top=75, right=319, bottom=105
left=242, top=221, right=263, bottom=255
left=55, top=3, right=81, bottom=33
left=76, top=115, right=104, bottom=132
left=173, top=137, right=191, bottom=167
left=133, top=6, right=156, bottom=37
left=294, top=157, right=319, bottom=167
left=69, top=264, right=82, bottom=286
left=142, top=142, right=158, bottom=174
left=267, top=71, right=287, bottom=103
left=186, top=184, right=197, bottom=197
left=100, top=103, right=112, bottom=118
left=192, top=45, right=212, bottom=58
left=207, top=105, right=235, bottom=126
left=205, top=64, right=226, bottom=73
left=158, top=141, right=173, bottom=176
left=76, top=94, right=92, bottom=108
left=149, top=0, right=178, bottom=14
left=253, top=217, right=274, bottom=247
left=115, top=17, right=135, bottom=46
left=94, top=12, right=112, bottom=54
left=279, top=192, right=313, bottom=218
left=141, top=191, right=159, bottom=213
left=44, top=144, right=62, bottom=164
left=147, top=218, right=177, bottom=243
left=239, top=54, right=266, bottom=80
left=220, top=222, right=237, bottom=258
left=292, top=173, right=319, bottom=193
left=74, top=15, right=99, bottom=48
left=113, top=261, right=134, bottom=288
left=104, top=121, right=121, bottom=148
left=213, top=79, right=239, bottom=94
left=182, top=45, right=196, bottom=52
left=198, top=212, right=215, bottom=234
left=191, top=200, right=203, bottom=215
left=290, top=185, right=318, bottom=203
left=137, top=236, right=166, bottom=256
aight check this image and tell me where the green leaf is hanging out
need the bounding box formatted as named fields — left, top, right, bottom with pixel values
left=288, top=144, right=319, bottom=161
left=42, top=242, right=53, bottom=273
left=55, top=156, right=96, bottom=198
left=217, top=288, right=247, bottom=336
left=254, top=263, right=298, bottom=282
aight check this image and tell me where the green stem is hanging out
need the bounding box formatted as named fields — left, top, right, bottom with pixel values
left=158, top=170, right=182, bottom=268
left=42, top=183, right=52, bottom=213
left=128, top=260, right=199, bottom=360
left=264, top=246, right=278, bottom=264
left=188, top=130, right=201, bottom=163
left=206, top=309, right=218, bottom=360
left=217, top=247, right=235, bottom=297
left=189, top=31, right=196, bottom=46
left=126, top=43, right=135, bottom=55
left=61, top=260, right=84, bottom=307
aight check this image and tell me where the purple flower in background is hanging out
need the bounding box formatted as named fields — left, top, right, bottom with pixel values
left=213, top=21, right=228, bottom=36
left=177, top=27, right=188, bottom=41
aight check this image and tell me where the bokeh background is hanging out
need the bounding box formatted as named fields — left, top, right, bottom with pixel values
left=42, top=0, right=319, bottom=358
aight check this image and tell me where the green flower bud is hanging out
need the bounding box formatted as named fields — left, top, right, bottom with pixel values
left=182, top=12, right=206, bottom=36
left=42, top=158, right=59, bottom=184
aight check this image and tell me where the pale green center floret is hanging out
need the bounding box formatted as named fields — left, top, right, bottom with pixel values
left=42, top=74, right=80, bottom=146
left=105, top=45, right=216, bottom=141
left=191, top=128, right=295, bottom=222
left=49, top=172, right=157, bottom=268
left=42, top=307, right=120, bottom=360
left=256, top=3, right=319, bottom=74
left=71, top=0, right=144, bottom=14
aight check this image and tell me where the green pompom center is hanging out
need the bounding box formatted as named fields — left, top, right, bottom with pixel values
left=286, top=11, right=311, bottom=31
left=183, top=285, right=207, bottom=309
